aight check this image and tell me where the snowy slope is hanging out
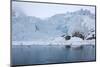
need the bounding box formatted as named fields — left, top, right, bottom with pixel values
left=12, top=6, right=95, bottom=43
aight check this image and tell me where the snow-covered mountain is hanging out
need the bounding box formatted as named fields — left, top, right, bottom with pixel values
left=12, top=7, right=95, bottom=41
left=66, top=9, right=95, bottom=38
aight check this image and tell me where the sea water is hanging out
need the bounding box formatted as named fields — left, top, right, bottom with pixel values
left=12, top=45, right=95, bottom=65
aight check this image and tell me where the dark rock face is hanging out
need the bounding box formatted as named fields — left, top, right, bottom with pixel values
left=72, top=32, right=84, bottom=40
left=87, top=34, right=96, bottom=40
left=65, top=36, right=71, bottom=40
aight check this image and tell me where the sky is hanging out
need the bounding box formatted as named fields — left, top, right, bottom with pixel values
left=12, top=1, right=95, bottom=19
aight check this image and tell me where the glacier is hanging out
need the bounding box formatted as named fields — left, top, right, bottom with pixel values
left=12, top=5, right=96, bottom=46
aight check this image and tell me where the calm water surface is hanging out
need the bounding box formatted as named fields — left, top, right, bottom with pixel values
left=12, top=45, right=95, bottom=65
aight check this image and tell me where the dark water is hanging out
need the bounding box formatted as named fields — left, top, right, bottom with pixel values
left=12, top=45, right=95, bottom=65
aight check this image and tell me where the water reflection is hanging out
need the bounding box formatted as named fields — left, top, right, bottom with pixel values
left=12, top=45, right=95, bottom=65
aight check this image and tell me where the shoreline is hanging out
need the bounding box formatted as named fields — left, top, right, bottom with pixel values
left=12, top=40, right=95, bottom=46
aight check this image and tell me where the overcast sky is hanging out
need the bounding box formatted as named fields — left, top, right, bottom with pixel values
left=12, top=1, right=95, bottom=19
